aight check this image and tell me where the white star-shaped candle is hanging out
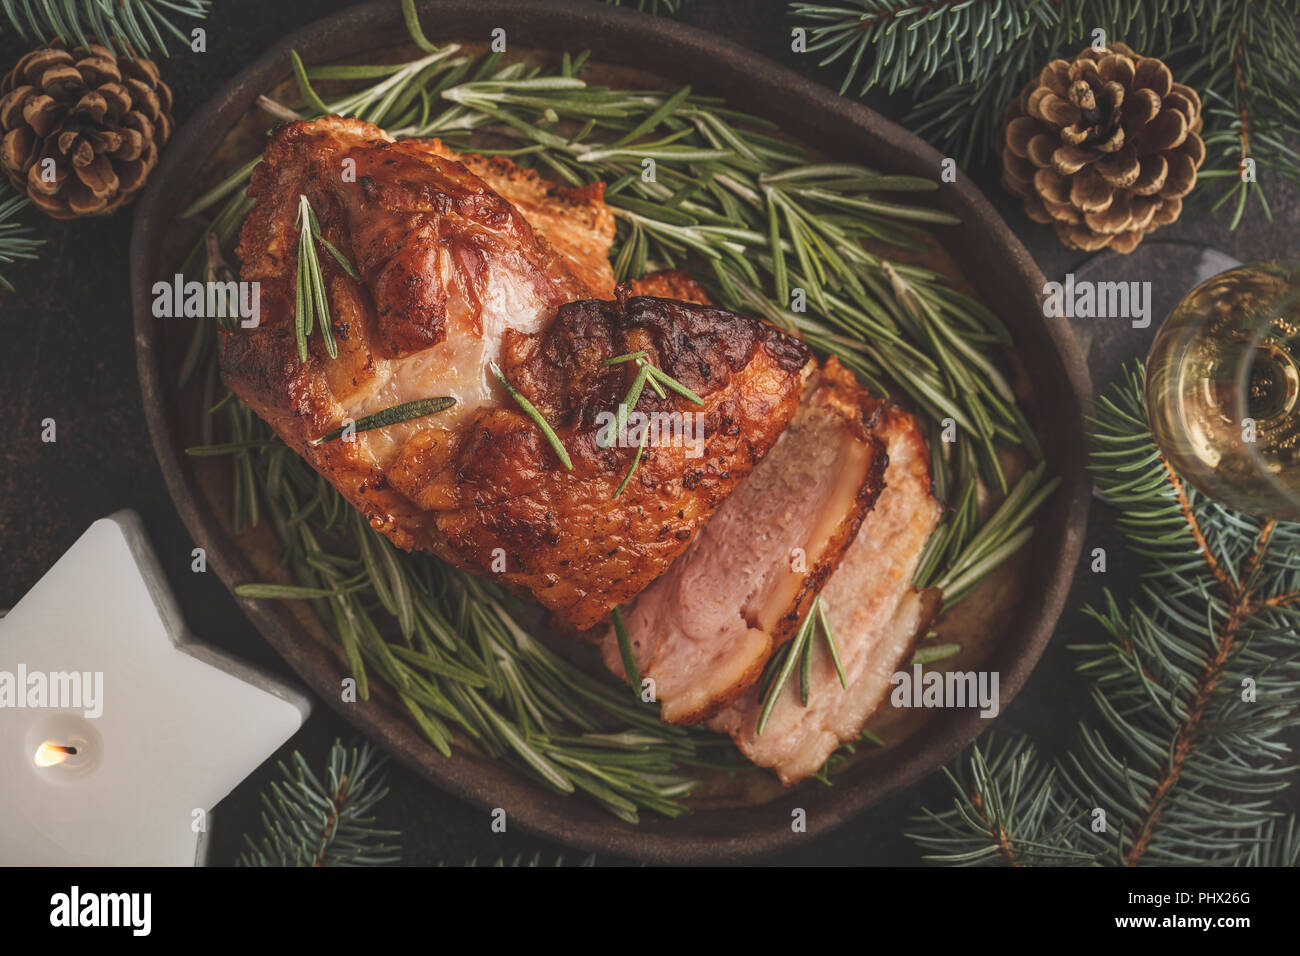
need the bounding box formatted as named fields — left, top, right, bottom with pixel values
left=0, top=511, right=310, bottom=865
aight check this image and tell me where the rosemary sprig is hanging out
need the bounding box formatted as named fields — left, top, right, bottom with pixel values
left=756, top=604, right=817, bottom=734
left=183, top=23, right=1036, bottom=502
left=611, top=606, right=642, bottom=698
left=309, top=397, right=457, bottom=446
left=295, top=195, right=339, bottom=361
left=929, top=464, right=1059, bottom=605
left=754, top=597, right=843, bottom=733
left=226, top=421, right=736, bottom=819
left=603, top=351, right=704, bottom=496
left=489, top=360, right=573, bottom=469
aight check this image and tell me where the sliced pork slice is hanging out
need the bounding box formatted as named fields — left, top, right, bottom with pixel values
left=601, top=359, right=887, bottom=724
left=707, top=401, right=943, bottom=784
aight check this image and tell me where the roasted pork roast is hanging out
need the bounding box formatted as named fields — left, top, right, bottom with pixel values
left=223, top=117, right=812, bottom=630
left=220, top=116, right=948, bottom=785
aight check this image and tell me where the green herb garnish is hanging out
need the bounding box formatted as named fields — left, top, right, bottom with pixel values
left=911, top=642, right=963, bottom=666
left=817, top=598, right=847, bottom=689
left=611, top=606, right=641, bottom=699
left=755, top=596, right=845, bottom=733
left=603, top=351, right=704, bottom=497
left=293, top=194, right=361, bottom=362
left=0, top=188, right=42, bottom=293
left=309, top=396, right=456, bottom=446
left=489, top=360, right=573, bottom=469
left=756, top=603, right=818, bottom=735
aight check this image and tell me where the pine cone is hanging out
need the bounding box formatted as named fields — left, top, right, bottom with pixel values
left=0, top=41, right=173, bottom=219
left=1001, top=43, right=1205, bottom=254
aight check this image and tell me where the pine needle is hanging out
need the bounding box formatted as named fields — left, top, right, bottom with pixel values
left=239, top=740, right=401, bottom=867
left=3, top=0, right=211, bottom=56
left=910, top=362, right=1300, bottom=866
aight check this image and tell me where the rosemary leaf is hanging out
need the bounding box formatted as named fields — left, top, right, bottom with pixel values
left=645, top=366, right=704, bottom=406
left=757, top=609, right=816, bottom=735
left=799, top=628, right=813, bottom=706
left=912, top=642, right=963, bottom=665
left=316, top=235, right=361, bottom=281
left=290, top=50, right=330, bottom=116
left=611, top=607, right=641, bottom=698
left=613, top=428, right=648, bottom=499
left=603, top=351, right=649, bottom=365
left=309, top=396, right=457, bottom=446
left=816, top=598, right=847, bottom=689
left=489, top=360, right=573, bottom=469
left=236, top=582, right=366, bottom=599
left=185, top=439, right=274, bottom=456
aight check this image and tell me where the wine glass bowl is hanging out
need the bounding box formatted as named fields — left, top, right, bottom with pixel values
left=1145, top=261, right=1300, bottom=520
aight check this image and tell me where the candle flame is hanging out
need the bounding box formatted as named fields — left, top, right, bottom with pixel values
left=34, top=742, right=77, bottom=768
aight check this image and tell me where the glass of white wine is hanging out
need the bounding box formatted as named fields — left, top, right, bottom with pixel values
left=1145, top=261, right=1300, bottom=521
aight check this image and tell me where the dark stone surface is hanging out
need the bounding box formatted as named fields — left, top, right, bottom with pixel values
left=1, top=0, right=1296, bottom=866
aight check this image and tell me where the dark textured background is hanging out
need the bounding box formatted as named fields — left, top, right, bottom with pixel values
left=2, top=0, right=1297, bottom=866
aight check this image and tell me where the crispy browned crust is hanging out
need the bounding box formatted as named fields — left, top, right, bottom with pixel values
left=232, top=116, right=588, bottom=364
left=222, top=117, right=814, bottom=630
left=421, top=293, right=813, bottom=629
left=414, top=139, right=616, bottom=297
left=622, top=269, right=713, bottom=305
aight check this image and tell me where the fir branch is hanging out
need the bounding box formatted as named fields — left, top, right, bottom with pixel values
left=911, top=362, right=1300, bottom=866
left=791, top=0, right=1300, bottom=224
left=1071, top=364, right=1300, bottom=865
left=1239, top=815, right=1300, bottom=866
left=457, top=852, right=598, bottom=866
left=1182, top=0, right=1300, bottom=226
left=908, top=735, right=1096, bottom=866
left=0, top=187, right=42, bottom=293
left=239, top=740, right=401, bottom=867
left=3, top=0, right=211, bottom=55
left=791, top=0, right=1061, bottom=98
